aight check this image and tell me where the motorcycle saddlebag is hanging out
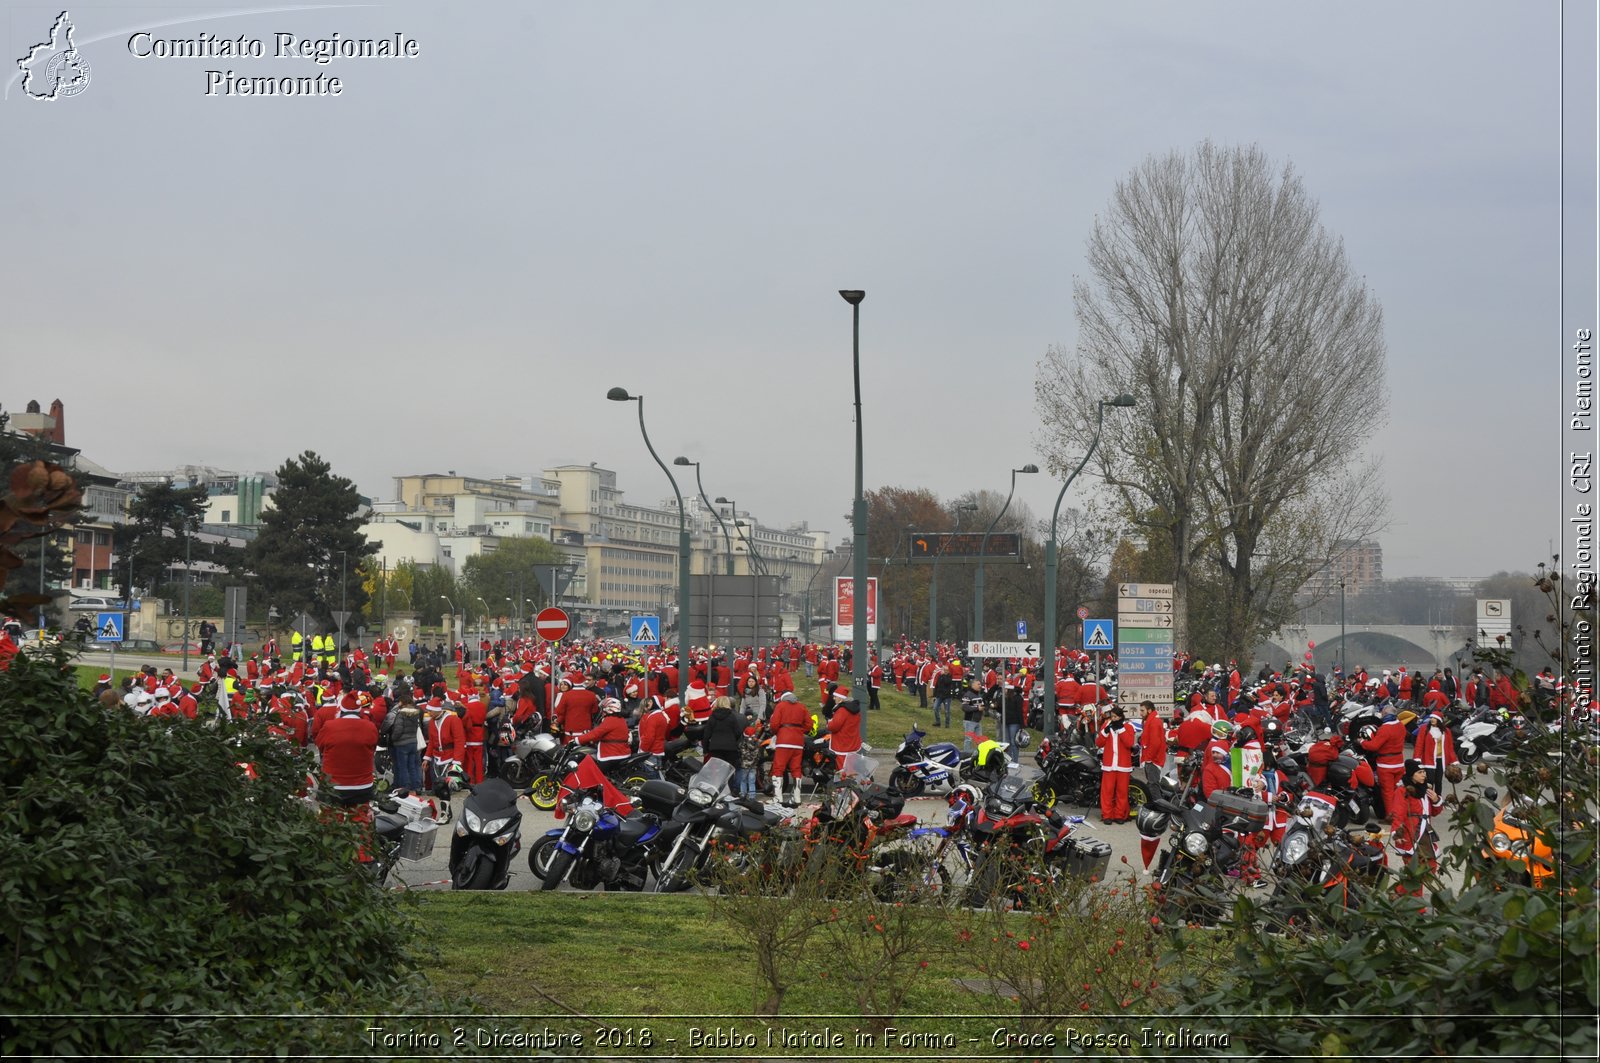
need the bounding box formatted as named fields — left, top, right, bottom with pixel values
left=1208, top=790, right=1269, bottom=829
left=636, top=780, right=684, bottom=816
left=1064, top=837, right=1113, bottom=881
left=1325, top=753, right=1360, bottom=787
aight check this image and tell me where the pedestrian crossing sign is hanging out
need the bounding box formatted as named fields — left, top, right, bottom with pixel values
left=1083, top=618, right=1113, bottom=650
left=630, top=615, right=660, bottom=646
left=95, top=612, right=125, bottom=642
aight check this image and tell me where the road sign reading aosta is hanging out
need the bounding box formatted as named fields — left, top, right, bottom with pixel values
left=535, top=607, right=570, bottom=641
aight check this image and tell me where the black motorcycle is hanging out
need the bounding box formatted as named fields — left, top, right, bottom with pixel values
left=1146, top=787, right=1268, bottom=927
left=1031, top=735, right=1154, bottom=814
left=654, top=759, right=785, bottom=893
left=448, top=777, right=524, bottom=890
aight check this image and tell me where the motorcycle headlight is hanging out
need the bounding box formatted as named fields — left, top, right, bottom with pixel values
left=689, top=786, right=716, bottom=807
left=462, top=808, right=484, bottom=832
left=1280, top=832, right=1311, bottom=866
left=572, top=808, right=599, bottom=833
left=1182, top=831, right=1210, bottom=857
left=481, top=816, right=513, bottom=836
left=991, top=801, right=1015, bottom=816
left=1489, top=831, right=1511, bottom=853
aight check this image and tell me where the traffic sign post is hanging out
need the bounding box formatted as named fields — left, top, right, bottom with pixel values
left=1083, top=619, right=1114, bottom=651
left=1117, top=583, right=1174, bottom=712
left=630, top=615, right=661, bottom=646
left=536, top=607, right=570, bottom=642
left=96, top=611, right=124, bottom=685
left=1476, top=599, right=1512, bottom=649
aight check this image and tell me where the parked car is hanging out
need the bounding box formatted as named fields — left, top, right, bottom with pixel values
left=80, top=638, right=162, bottom=654
left=68, top=596, right=128, bottom=612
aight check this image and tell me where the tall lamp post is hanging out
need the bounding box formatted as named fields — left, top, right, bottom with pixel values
left=1042, top=394, right=1135, bottom=740
left=802, top=549, right=836, bottom=644
left=439, top=594, right=456, bottom=649
left=675, top=457, right=734, bottom=648
left=608, top=387, right=690, bottom=698
left=974, top=464, right=1038, bottom=642
left=840, top=289, right=869, bottom=736
left=930, top=502, right=978, bottom=647
left=730, top=513, right=766, bottom=657
left=1339, top=579, right=1346, bottom=677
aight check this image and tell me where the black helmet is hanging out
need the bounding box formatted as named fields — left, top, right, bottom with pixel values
left=1135, top=807, right=1171, bottom=837
left=1235, top=726, right=1258, bottom=746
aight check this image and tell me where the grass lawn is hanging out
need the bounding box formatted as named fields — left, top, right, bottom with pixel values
left=415, top=892, right=1054, bottom=1051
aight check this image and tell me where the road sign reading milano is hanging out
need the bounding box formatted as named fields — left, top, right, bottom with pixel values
left=1117, top=582, right=1174, bottom=709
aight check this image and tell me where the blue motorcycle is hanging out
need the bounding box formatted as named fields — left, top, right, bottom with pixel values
left=531, top=775, right=679, bottom=892
left=888, top=726, right=964, bottom=797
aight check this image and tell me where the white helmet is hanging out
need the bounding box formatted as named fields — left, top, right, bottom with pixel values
left=601, top=697, right=624, bottom=715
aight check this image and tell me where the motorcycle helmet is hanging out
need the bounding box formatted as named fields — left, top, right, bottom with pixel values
left=445, top=763, right=468, bottom=793
left=601, top=697, right=623, bottom=715
left=1235, top=726, right=1258, bottom=746
left=1135, top=806, right=1171, bottom=837
left=1014, top=728, right=1032, bottom=750
left=1211, top=719, right=1236, bottom=741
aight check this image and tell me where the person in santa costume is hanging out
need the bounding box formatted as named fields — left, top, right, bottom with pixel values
left=1095, top=703, right=1138, bottom=823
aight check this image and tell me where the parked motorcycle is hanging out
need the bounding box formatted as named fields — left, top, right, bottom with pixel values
left=1030, top=735, right=1155, bottom=814
left=448, top=777, right=524, bottom=890
left=888, top=726, right=963, bottom=796
left=369, top=788, right=442, bottom=887
left=533, top=758, right=672, bottom=892
left=1147, top=787, right=1269, bottom=926
left=798, top=754, right=920, bottom=897
left=1453, top=706, right=1518, bottom=764
left=500, top=729, right=564, bottom=808
left=653, top=758, right=789, bottom=893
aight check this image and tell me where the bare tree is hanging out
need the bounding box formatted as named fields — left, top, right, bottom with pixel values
left=1037, top=141, right=1388, bottom=661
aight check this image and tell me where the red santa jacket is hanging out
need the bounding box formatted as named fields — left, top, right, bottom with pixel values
left=637, top=706, right=670, bottom=755
left=316, top=712, right=378, bottom=790
left=426, top=711, right=465, bottom=763
left=826, top=702, right=863, bottom=754
left=1140, top=711, right=1168, bottom=767
left=1412, top=721, right=1458, bottom=769
left=1361, top=719, right=1409, bottom=771
left=770, top=699, right=812, bottom=748
left=577, top=715, right=633, bottom=761
left=1095, top=720, right=1138, bottom=772
left=554, top=686, right=600, bottom=734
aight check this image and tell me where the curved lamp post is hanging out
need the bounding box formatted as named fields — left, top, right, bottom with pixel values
left=974, top=463, right=1038, bottom=642
left=607, top=387, right=690, bottom=698
left=1041, top=395, right=1135, bottom=739
left=840, top=289, right=869, bottom=737
left=675, top=456, right=733, bottom=648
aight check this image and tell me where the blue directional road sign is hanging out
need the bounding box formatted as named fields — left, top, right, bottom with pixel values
left=630, top=615, right=661, bottom=646
left=95, top=612, right=125, bottom=642
left=1083, top=618, right=1115, bottom=651
left=1016, top=620, right=1028, bottom=639
left=1115, top=657, right=1171, bottom=675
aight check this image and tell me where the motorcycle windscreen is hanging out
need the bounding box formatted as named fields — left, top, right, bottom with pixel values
left=687, top=757, right=735, bottom=798
left=838, top=753, right=880, bottom=783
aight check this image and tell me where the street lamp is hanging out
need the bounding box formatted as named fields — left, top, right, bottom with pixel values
left=974, top=464, right=1038, bottom=642
left=732, top=515, right=766, bottom=656
left=1339, top=579, right=1346, bottom=677
left=802, top=549, right=836, bottom=644
left=609, top=386, right=690, bottom=698
left=476, top=596, right=490, bottom=655
left=930, top=502, right=978, bottom=646
left=840, top=288, right=870, bottom=737
left=439, top=594, right=456, bottom=647
left=1041, top=394, right=1135, bottom=740
left=337, top=549, right=348, bottom=653
left=676, top=456, right=733, bottom=648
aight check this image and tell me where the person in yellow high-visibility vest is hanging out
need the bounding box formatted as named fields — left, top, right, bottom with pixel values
left=310, top=633, right=325, bottom=669
left=325, top=631, right=339, bottom=667
left=291, top=629, right=304, bottom=664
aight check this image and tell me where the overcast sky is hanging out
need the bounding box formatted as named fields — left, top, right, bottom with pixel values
left=3, top=1, right=1592, bottom=579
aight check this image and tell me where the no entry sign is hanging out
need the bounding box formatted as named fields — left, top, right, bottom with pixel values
left=535, top=607, right=570, bottom=642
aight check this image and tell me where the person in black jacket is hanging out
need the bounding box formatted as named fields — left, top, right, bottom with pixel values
left=702, top=697, right=743, bottom=768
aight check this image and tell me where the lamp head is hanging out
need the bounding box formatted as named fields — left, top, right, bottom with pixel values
left=1019, top=463, right=1040, bottom=474
left=714, top=496, right=731, bottom=505
left=672, top=456, right=694, bottom=467
left=1106, top=393, right=1136, bottom=408
left=838, top=290, right=865, bottom=306
left=606, top=387, right=634, bottom=402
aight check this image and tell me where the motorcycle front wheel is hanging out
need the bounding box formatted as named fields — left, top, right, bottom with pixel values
left=540, top=850, right=575, bottom=891
left=654, top=847, right=697, bottom=894
left=452, top=851, right=497, bottom=891
left=1031, top=781, right=1057, bottom=808
left=888, top=767, right=924, bottom=797
left=619, top=775, right=649, bottom=797
left=527, top=836, right=559, bottom=881
left=873, top=849, right=950, bottom=903
left=528, top=774, right=560, bottom=811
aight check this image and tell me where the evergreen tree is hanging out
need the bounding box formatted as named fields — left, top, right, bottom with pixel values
left=113, top=481, right=209, bottom=601
left=239, top=452, right=375, bottom=637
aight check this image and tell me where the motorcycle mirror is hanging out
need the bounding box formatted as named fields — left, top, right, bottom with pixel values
left=1483, top=787, right=1499, bottom=802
